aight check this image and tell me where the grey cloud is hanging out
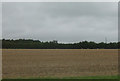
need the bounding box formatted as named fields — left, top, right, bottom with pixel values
left=0, top=3, right=2, bottom=38
left=2, top=2, right=118, bottom=43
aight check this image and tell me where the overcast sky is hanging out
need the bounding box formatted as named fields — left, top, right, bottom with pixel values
left=2, top=2, right=118, bottom=43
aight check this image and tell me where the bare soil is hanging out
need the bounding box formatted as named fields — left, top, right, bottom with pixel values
left=2, top=49, right=118, bottom=79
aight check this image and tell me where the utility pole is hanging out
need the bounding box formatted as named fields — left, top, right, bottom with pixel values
left=105, top=37, right=107, bottom=44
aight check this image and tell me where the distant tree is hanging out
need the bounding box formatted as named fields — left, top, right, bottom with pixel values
left=2, top=39, right=118, bottom=49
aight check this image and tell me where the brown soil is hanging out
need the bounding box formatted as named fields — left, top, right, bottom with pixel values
left=2, top=49, right=118, bottom=79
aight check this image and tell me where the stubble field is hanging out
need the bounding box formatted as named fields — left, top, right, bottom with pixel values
left=2, top=49, right=118, bottom=79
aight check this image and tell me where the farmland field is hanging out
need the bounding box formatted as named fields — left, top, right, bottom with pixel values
left=2, top=49, right=118, bottom=79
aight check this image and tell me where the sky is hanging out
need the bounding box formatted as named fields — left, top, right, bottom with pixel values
left=0, top=2, right=2, bottom=39
left=2, top=2, right=118, bottom=43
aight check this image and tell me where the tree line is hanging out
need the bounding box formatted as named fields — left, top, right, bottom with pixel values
left=1, top=39, right=119, bottom=49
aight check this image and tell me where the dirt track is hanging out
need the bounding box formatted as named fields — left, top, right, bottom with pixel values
left=2, top=49, right=118, bottom=79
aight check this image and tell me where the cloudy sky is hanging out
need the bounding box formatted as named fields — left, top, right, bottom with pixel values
left=0, top=3, right=1, bottom=39
left=2, top=2, right=118, bottom=43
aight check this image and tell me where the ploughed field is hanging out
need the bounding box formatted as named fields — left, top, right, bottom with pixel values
left=2, top=49, right=118, bottom=79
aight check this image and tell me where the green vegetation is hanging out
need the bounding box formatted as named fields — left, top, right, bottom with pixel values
left=3, top=75, right=119, bottom=79
left=2, top=39, right=118, bottom=49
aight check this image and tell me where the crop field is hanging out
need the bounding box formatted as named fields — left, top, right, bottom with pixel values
left=2, top=49, right=118, bottom=79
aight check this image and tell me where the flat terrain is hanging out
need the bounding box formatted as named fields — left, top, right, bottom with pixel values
left=2, top=49, right=118, bottom=79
